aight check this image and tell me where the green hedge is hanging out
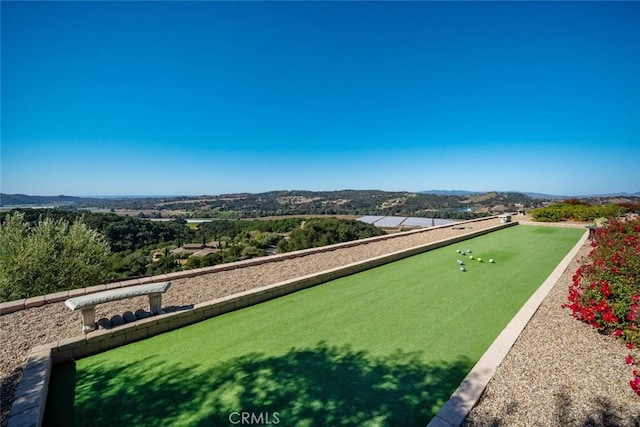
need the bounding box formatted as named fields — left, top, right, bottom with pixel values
left=531, top=203, right=624, bottom=222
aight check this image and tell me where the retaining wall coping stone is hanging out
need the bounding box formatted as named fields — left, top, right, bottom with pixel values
left=85, top=328, right=113, bottom=342
left=83, top=284, right=107, bottom=294
left=104, top=324, right=131, bottom=339
left=134, top=316, right=160, bottom=329
left=44, top=292, right=69, bottom=304
left=7, top=348, right=51, bottom=427
left=67, top=288, right=87, bottom=298
left=57, top=336, right=84, bottom=351
left=24, top=296, right=46, bottom=310
left=165, top=271, right=192, bottom=280
left=30, top=345, right=54, bottom=354
left=118, top=279, right=142, bottom=287
left=153, top=311, right=179, bottom=323
left=0, top=300, right=25, bottom=315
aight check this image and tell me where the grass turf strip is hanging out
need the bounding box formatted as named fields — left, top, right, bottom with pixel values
left=45, top=225, right=584, bottom=426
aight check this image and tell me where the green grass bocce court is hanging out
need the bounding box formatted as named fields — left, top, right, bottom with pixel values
left=44, top=225, right=584, bottom=426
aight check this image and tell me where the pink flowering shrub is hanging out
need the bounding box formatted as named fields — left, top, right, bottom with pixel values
left=563, top=219, right=640, bottom=394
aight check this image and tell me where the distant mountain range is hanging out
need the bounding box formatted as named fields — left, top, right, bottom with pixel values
left=420, top=190, right=640, bottom=199
left=418, top=190, right=479, bottom=196
left=577, top=191, right=640, bottom=198
left=0, top=194, right=91, bottom=206
left=2, top=189, right=639, bottom=208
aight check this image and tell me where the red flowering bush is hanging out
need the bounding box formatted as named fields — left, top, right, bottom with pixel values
left=564, top=218, right=640, bottom=394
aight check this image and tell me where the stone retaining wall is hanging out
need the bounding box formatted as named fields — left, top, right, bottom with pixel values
left=6, top=220, right=515, bottom=427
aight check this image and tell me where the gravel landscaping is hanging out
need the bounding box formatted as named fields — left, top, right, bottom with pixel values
left=3, top=216, right=639, bottom=426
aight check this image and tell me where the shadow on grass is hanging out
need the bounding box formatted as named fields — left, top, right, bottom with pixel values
left=45, top=342, right=472, bottom=427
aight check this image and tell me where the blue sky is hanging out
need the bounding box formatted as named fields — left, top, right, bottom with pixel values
left=1, top=1, right=639, bottom=196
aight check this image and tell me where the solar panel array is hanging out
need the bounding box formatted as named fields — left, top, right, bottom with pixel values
left=373, top=216, right=406, bottom=228
left=401, top=217, right=434, bottom=227
left=358, top=215, right=386, bottom=224
left=358, top=216, right=459, bottom=228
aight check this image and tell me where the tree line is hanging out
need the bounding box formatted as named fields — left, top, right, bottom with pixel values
left=530, top=200, right=636, bottom=222
left=4, top=190, right=539, bottom=219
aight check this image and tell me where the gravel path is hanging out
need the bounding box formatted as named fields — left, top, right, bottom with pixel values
left=3, top=217, right=638, bottom=426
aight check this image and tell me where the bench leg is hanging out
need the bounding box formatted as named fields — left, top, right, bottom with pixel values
left=149, top=293, right=163, bottom=315
left=81, top=307, right=96, bottom=333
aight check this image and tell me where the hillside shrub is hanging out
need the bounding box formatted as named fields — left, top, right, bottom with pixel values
left=531, top=203, right=624, bottom=222
left=3, top=209, right=192, bottom=252
left=277, top=218, right=385, bottom=253
left=563, top=218, right=640, bottom=394
left=0, top=212, right=111, bottom=302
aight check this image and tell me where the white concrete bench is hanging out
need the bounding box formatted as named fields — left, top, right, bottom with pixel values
left=499, top=214, right=512, bottom=223
left=65, top=281, right=171, bottom=333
